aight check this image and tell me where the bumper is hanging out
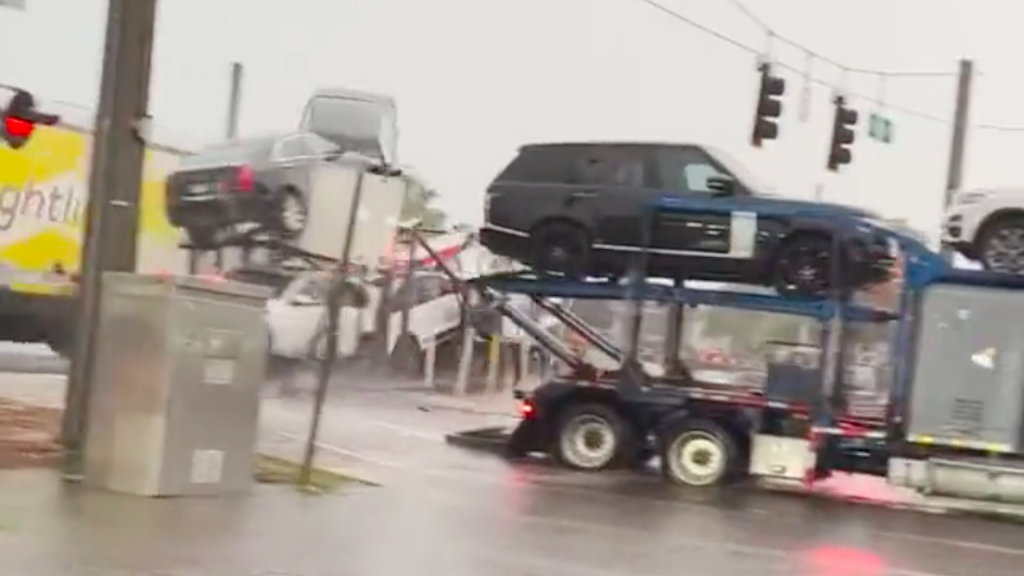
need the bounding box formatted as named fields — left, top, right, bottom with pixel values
left=479, top=225, right=532, bottom=263
left=940, top=211, right=977, bottom=258
left=167, top=193, right=275, bottom=230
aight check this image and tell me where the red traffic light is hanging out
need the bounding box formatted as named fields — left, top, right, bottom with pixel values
left=4, top=116, right=33, bottom=138
left=1, top=88, right=59, bottom=150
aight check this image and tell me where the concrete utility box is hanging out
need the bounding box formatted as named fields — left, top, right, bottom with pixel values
left=84, top=273, right=271, bottom=497
left=907, top=283, right=1024, bottom=454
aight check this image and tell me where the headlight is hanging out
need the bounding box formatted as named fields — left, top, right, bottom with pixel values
left=954, top=191, right=990, bottom=206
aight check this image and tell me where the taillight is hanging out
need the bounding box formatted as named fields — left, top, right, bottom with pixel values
left=518, top=399, right=534, bottom=418
left=235, top=165, right=254, bottom=191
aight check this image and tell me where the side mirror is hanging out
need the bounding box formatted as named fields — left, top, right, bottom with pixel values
left=290, top=293, right=321, bottom=307
left=706, top=175, right=735, bottom=196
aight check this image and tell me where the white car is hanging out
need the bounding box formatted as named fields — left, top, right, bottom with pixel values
left=942, top=188, right=1024, bottom=273
left=265, top=270, right=463, bottom=363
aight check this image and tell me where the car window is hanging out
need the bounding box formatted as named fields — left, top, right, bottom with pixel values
left=306, top=134, right=341, bottom=158
left=413, top=275, right=448, bottom=305
left=183, top=138, right=274, bottom=168
left=572, top=147, right=647, bottom=187
left=656, top=147, right=726, bottom=194
left=497, top=146, right=577, bottom=184
left=273, top=135, right=311, bottom=161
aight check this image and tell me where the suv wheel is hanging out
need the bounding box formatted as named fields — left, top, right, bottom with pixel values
left=531, top=222, right=590, bottom=277
left=772, top=233, right=835, bottom=298
left=978, top=216, right=1024, bottom=274
left=185, top=225, right=220, bottom=249
left=273, top=188, right=310, bottom=237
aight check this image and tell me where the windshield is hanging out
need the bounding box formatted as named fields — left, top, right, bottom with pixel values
left=301, top=95, right=398, bottom=164
left=703, top=145, right=775, bottom=195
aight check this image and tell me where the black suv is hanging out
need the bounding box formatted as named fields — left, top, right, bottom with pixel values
left=480, top=142, right=894, bottom=298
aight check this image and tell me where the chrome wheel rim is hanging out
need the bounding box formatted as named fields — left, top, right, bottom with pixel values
left=667, top=431, right=726, bottom=486
left=560, top=415, right=617, bottom=469
left=983, top=227, right=1024, bottom=274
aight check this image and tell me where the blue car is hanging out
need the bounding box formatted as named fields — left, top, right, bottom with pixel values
left=480, top=141, right=893, bottom=298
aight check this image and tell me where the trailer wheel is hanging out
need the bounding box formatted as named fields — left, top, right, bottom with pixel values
left=660, top=419, right=738, bottom=487
left=553, top=403, right=637, bottom=471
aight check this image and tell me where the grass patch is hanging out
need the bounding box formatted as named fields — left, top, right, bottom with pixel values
left=254, top=454, right=373, bottom=493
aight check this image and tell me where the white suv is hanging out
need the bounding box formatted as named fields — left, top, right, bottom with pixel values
left=942, top=188, right=1024, bottom=273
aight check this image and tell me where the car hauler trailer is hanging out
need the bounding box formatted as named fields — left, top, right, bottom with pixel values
left=432, top=199, right=1024, bottom=507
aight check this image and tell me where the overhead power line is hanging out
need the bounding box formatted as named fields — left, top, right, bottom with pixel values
left=631, top=0, right=1024, bottom=132
left=723, top=0, right=959, bottom=78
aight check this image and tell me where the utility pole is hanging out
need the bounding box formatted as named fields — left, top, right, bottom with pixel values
left=944, top=59, right=973, bottom=207
left=942, top=59, right=973, bottom=260
left=226, top=62, right=243, bottom=140
left=61, top=0, right=159, bottom=477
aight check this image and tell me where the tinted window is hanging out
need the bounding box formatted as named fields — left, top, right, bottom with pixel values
left=414, top=275, right=446, bottom=305
left=572, top=147, right=647, bottom=187
left=655, top=147, right=726, bottom=193
left=183, top=138, right=274, bottom=168
left=497, top=147, right=576, bottom=184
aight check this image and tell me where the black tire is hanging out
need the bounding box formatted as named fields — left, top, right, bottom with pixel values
left=531, top=222, right=590, bottom=277
left=272, top=187, right=310, bottom=237
left=977, top=216, right=1024, bottom=274
left=771, top=233, right=835, bottom=298
left=659, top=419, right=739, bottom=487
left=390, top=334, right=423, bottom=378
left=185, top=225, right=219, bottom=249
left=552, top=402, right=639, bottom=471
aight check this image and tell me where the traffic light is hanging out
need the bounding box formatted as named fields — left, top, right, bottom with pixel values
left=1, top=88, right=59, bottom=150
left=750, top=63, right=786, bottom=147
left=827, top=96, right=858, bottom=171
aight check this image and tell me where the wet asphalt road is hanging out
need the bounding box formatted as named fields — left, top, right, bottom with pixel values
left=3, top=373, right=1024, bottom=575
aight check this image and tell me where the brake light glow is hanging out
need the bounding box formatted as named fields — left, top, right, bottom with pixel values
left=4, top=116, right=33, bottom=138
left=518, top=400, right=534, bottom=417
left=235, top=165, right=254, bottom=191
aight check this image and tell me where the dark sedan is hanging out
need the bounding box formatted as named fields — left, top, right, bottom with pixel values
left=166, top=132, right=340, bottom=247
left=480, top=141, right=894, bottom=298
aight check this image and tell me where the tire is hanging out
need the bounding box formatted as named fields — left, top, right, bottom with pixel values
left=552, top=402, right=639, bottom=471
left=771, top=233, right=835, bottom=298
left=272, top=188, right=310, bottom=237
left=977, top=216, right=1024, bottom=274
left=660, top=419, right=738, bottom=487
left=531, top=222, right=590, bottom=278
left=390, top=334, right=423, bottom=378
left=185, top=225, right=219, bottom=249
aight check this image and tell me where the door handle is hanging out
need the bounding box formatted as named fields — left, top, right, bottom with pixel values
left=569, top=191, right=597, bottom=198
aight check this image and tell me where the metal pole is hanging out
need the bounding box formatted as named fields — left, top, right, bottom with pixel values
left=226, top=62, right=243, bottom=140
left=944, top=59, right=973, bottom=207
left=60, top=0, right=158, bottom=476
left=942, top=59, right=973, bottom=259
left=298, top=165, right=369, bottom=486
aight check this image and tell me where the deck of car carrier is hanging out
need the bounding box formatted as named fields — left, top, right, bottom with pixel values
left=434, top=198, right=1024, bottom=508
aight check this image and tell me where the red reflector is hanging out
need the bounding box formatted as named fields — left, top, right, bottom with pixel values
left=519, top=400, right=534, bottom=416
left=235, top=165, right=254, bottom=191
left=5, top=116, right=34, bottom=138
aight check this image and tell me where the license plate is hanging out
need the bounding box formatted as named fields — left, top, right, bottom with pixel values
left=188, top=182, right=216, bottom=195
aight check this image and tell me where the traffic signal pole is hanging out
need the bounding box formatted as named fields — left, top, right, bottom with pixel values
left=61, top=0, right=159, bottom=477
left=942, top=59, right=973, bottom=260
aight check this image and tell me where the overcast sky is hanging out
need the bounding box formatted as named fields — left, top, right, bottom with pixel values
left=0, top=0, right=1020, bottom=238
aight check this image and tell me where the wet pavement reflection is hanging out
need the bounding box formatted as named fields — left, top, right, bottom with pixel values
left=3, top=447, right=1024, bottom=576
